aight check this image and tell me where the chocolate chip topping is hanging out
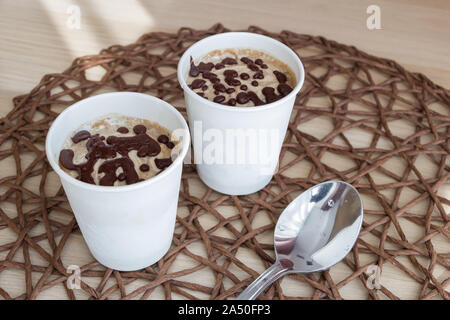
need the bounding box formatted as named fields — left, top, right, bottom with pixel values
left=222, top=57, right=237, bottom=65
left=190, top=79, right=206, bottom=89
left=140, top=164, right=150, bottom=172
left=213, top=95, right=226, bottom=103
left=213, top=83, right=226, bottom=93
left=71, top=130, right=91, bottom=143
left=262, top=87, right=281, bottom=103
left=240, top=57, right=252, bottom=64
left=224, top=70, right=238, bottom=78
left=240, top=57, right=260, bottom=72
left=248, top=64, right=259, bottom=72
left=188, top=53, right=295, bottom=107
left=117, top=127, right=129, bottom=134
left=226, top=78, right=241, bottom=86
left=155, top=158, right=172, bottom=170
left=60, top=124, right=167, bottom=186
left=253, top=71, right=264, bottom=79
left=202, top=72, right=220, bottom=84
left=236, top=92, right=249, bottom=104
left=240, top=73, right=250, bottom=80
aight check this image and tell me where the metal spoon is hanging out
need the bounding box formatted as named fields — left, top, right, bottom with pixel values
left=237, top=180, right=363, bottom=300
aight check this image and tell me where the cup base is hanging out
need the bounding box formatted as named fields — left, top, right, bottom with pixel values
left=88, top=237, right=172, bottom=271
left=198, top=170, right=272, bottom=196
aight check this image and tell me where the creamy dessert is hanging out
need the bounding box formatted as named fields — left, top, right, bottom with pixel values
left=59, top=114, right=178, bottom=186
left=186, top=48, right=297, bottom=106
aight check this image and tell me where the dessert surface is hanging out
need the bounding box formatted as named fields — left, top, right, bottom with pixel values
left=187, top=49, right=297, bottom=106
left=59, top=114, right=178, bottom=186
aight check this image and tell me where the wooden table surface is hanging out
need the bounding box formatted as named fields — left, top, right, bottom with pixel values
left=0, top=0, right=448, bottom=300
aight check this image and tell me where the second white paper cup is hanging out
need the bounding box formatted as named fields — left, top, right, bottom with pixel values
left=178, top=32, right=305, bottom=195
left=45, top=92, right=190, bottom=271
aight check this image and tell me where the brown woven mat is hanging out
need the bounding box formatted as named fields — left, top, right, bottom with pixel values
left=0, top=24, right=449, bottom=300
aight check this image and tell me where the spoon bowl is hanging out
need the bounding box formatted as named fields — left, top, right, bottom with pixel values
left=237, top=181, right=363, bottom=300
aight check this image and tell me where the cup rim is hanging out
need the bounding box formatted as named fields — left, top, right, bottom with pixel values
left=45, top=92, right=190, bottom=192
left=177, top=32, right=305, bottom=113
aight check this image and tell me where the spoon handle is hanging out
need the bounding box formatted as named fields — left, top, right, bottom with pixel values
left=236, top=262, right=289, bottom=300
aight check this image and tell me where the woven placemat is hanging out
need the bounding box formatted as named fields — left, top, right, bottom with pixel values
left=0, top=24, right=449, bottom=300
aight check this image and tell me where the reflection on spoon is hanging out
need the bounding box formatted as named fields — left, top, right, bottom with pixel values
left=236, top=181, right=363, bottom=300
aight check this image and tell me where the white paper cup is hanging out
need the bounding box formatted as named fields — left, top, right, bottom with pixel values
left=177, top=32, right=305, bottom=195
left=45, top=92, right=190, bottom=271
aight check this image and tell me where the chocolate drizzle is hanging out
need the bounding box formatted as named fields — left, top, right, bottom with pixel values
left=189, top=60, right=214, bottom=77
left=273, top=70, right=287, bottom=84
left=262, top=87, right=281, bottom=103
left=223, top=69, right=241, bottom=86
left=157, top=134, right=169, bottom=144
left=117, top=127, right=129, bottom=134
left=59, top=134, right=117, bottom=185
left=59, top=125, right=174, bottom=186
left=98, top=157, right=139, bottom=186
left=278, top=83, right=293, bottom=96
left=157, top=134, right=175, bottom=149
left=236, top=92, right=265, bottom=106
left=71, top=130, right=90, bottom=143
left=106, top=130, right=161, bottom=158
left=166, top=142, right=175, bottom=149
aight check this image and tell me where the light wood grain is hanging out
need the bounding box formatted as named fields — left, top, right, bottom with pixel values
left=0, top=0, right=448, bottom=300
